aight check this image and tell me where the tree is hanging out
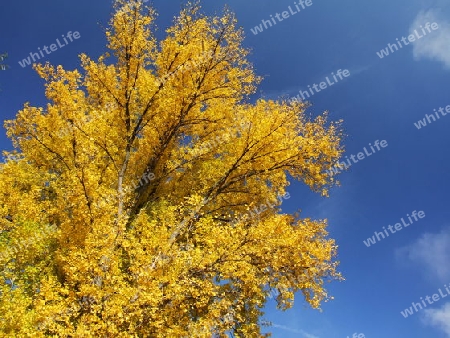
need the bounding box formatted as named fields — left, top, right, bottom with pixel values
left=0, top=0, right=344, bottom=336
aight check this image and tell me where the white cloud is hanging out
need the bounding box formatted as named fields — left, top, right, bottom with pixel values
left=422, top=302, right=450, bottom=337
left=410, top=9, right=450, bottom=69
left=396, top=227, right=450, bottom=282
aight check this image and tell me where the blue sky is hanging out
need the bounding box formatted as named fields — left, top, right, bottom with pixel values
left=1, top=0, right=450, bottom=337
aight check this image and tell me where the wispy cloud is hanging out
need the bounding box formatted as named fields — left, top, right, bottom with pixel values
left=271, top=323, right=319, bottom=338
left=410, top=9, right=450, bottom=69
left=396, top=226, right=450, bottom=282
left=262, top=65, right=371, bottom=103
left=422, top=302, right=450, bottom=337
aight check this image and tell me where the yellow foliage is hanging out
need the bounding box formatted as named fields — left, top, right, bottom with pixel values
left=0, top=0, right=344, bottom=336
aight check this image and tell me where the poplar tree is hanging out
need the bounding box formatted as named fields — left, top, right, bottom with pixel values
left=0, top=1, right=344, bottom=336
